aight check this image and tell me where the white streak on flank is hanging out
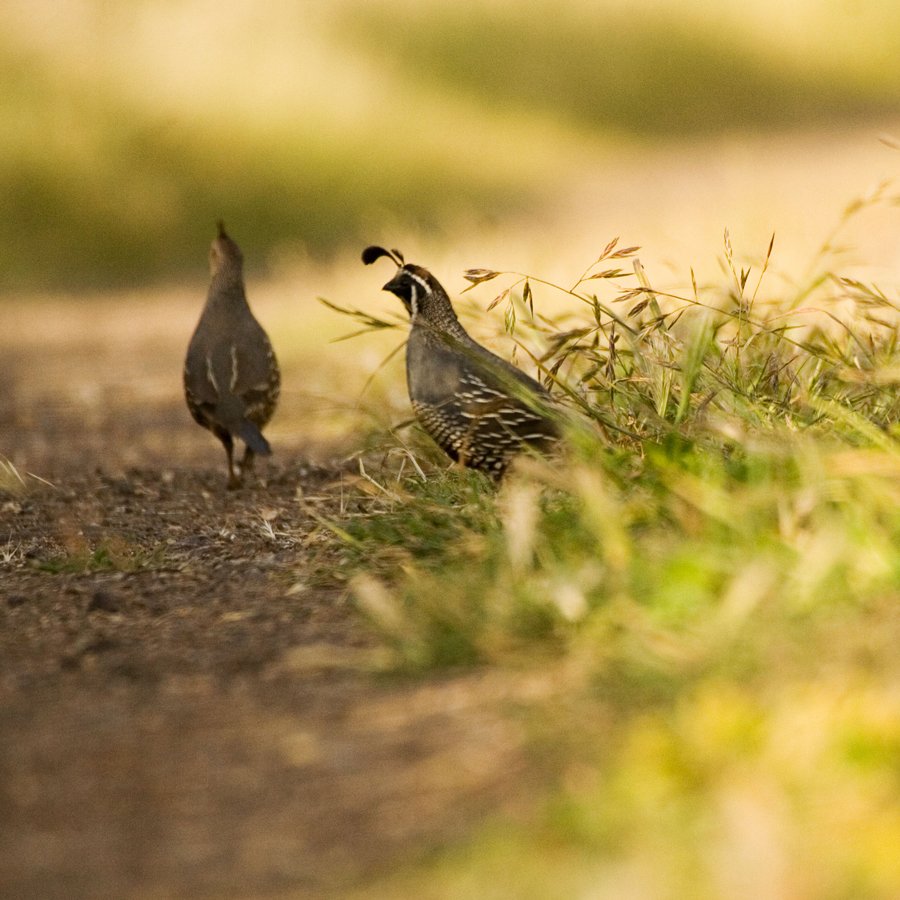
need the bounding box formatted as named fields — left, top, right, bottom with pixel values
left=229, top=344, right=239, bottom=391
left=406, top=270, right=431, bottom=322
left=205, top=353, right=219, bottom=393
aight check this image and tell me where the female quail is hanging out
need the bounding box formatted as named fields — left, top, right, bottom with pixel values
left=363, top=245, right=558, bottom=477
left=184, top=223, right=280, bottom=488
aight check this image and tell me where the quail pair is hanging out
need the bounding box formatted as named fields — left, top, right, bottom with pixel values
left=185, top=227, right=557, bottom=486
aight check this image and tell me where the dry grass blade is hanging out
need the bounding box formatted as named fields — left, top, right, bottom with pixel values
left=461, top=268, right=503, bottom=292
left=318, top=296, right=402, bottom=340
left=0, top=458, right=26, bottom=491
left=487, top=287, right=512, bottom=311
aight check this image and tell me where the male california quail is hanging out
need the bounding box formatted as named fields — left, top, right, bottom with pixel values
left=363, top=246, right=559, bottom=477
left=184, top=223, right=280, bottom=488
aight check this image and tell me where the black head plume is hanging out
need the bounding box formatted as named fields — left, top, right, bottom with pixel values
left=216, top=219, right=228, bottom=240
left=362, top=245, right=405, bottom=267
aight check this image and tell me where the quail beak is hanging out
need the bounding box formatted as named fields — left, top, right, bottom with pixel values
left=382, top=275, right=404, bottom=296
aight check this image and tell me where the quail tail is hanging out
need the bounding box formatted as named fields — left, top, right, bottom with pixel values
left=235, top=419, right=272, bottom=456
left=213, top=394, right=273, bottom=456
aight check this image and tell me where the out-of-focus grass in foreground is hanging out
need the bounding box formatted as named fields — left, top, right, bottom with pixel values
left=326, top=189, right=900, bottom=897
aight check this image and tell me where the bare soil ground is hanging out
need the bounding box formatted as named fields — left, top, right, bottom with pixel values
left=0, top=295, right=537, bottom=899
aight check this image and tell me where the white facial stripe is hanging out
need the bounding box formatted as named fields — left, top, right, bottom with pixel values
left=405, top=270, right=428, bottom=320
left=406, top=271, right=429, bottom=293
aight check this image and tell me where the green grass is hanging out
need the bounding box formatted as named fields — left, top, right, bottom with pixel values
left=325, top=188, right=900, bottom=896
left=343, top=1, right=900, bottom=138
left=0, top=38, right=540, bottom=290
left=4, top=1, right=900, bottom=289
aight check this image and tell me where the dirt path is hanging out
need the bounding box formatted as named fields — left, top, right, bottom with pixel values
left=0, top=294, right=534, bottom=898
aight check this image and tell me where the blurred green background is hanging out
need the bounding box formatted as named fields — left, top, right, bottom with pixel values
left=2, top=0, right=900, bottom=290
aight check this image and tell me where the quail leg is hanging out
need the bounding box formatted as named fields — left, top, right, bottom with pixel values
left=218, top=431, right=242, bottom=490
left=240, top=446, right=256, bottom=481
